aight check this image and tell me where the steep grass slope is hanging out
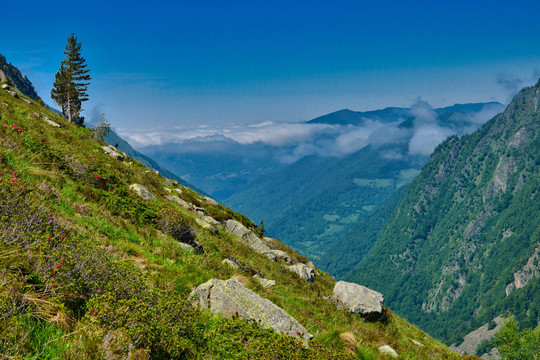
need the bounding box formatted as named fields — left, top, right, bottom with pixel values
left=0, top=84, right=467, bottom=359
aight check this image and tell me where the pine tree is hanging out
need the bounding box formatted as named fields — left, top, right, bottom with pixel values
left=51, top=34, right=91, bottom=125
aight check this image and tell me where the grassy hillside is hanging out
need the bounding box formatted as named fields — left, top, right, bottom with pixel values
left=0, top=84, right=468, bottom=359
left=346, top=81, right=540, bottom=350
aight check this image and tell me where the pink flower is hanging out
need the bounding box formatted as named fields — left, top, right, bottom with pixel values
left=3, top=124, right=6, bottom=127
left=61, top=257, right=65, bottom=261
left=19, top=187, right=22, bottom=190
left=92, top=311, right=97, bottom=315
left=51, top=217, right=55, bottom=220
left=12, top=171, right=15, bottom=174
left=11, top=178, right=16, bottom=181
left=56, top=263, right=61, bottom=268
left=52, top=270, right=56, bottom=274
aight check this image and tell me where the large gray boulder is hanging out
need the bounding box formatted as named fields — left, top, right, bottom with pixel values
left=284, top=263, right=315, bottom=282
left=129, top=184, right=155, bottom=201
left=333, top=281, right=384, bottom=320
left=101, top=145, right=125, bottom=161
left=270, top=250, right=292, bottom=263
left=225, top=220, right=276, bottom=260
left=165, top=195, right=191, bottom=210
left=188, top=278, right=312, bottom=343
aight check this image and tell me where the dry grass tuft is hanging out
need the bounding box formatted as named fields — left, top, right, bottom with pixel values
left=339, top=332, right=357, bottom=354
left=232, top=274, right=249, bottom=287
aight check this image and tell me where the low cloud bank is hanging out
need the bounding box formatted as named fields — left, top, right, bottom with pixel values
left=119, top=101, right=502, bottom=164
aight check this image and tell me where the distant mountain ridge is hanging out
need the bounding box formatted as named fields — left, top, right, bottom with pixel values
left=307, top=102, right=502, bottom=126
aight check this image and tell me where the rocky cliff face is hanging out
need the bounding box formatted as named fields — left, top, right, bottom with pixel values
left=346, top=80, right=540, bottom=347
left=0, top=53, right=39, bottom=100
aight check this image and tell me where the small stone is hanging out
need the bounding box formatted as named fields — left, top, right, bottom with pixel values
left=284, top=263, right=315, bottom=282
left=222, top=258, right=240, bottom=269
left=253, top=274, right=276, bottom=288
left=378, top=345, right=398, bottom=358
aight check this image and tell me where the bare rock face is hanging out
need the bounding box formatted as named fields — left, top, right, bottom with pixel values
left=129, top=184, right=155, bottom=201
left=224, top=220, right=276, bottom=260
left=333, top=281, right=384, bottom=320
left=101, top=145, right=125, bottom=161
left=188, top=278, right=312, bottom=343
left=284, top=263, right=315, bottom=282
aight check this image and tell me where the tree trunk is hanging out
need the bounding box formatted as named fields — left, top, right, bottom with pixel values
left=67, top=95, right=72, bottom=123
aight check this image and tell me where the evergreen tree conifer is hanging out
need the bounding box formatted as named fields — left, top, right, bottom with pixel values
left=51, top=34, right=91, bottom=125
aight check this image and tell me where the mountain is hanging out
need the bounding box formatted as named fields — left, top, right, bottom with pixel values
left=344, top=80, right=540, bottom=352
left=0, top=53, right=40, bottom=100
left=0, top=57, right=466, bottom=359
left=224, top=102, right=504, bottom=264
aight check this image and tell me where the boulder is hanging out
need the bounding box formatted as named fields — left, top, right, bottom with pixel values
left=270, top=250, right=292, bottom=263
left=188, top=278, right=312, bottom=343
left=6, top=90, right=18, bottom=98
left=284, top=263, right=315, bottom=282
left=1, top=84, right=9, bottom=90
left=202, top=216, right=220, bottom=226
left=178, top=242, right=196, bottom=252
left=378, top=345, right=398, bottom=358
left=253, top=274, right=276, bottom=288
left=21, top=98, right=32, bottom=104
left=44, top=119, right=61, bottom=128
left=222, top=258, right=240, bottom=269
left=166, top=195, right=191, bottom=210
left=129, top=184, right=155, bottom=201
left=225, top=220, right=275, bottom=260
left=101, top=145, right=125, bottom=161
left=333, top=281, right=384, bottom=320
left=195, top=218, right=213, bottom=229
left=192, top=205, right=206, bottom=216
left=202, top=196, right=218, bottom=206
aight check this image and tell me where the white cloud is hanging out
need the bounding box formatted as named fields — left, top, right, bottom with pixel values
left=118, top=100, right=500, bottom=163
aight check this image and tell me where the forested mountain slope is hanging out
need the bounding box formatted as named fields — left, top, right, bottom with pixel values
left=346, top=80, right=540, bottom=348
left=226, top=103, right=503, bottom=265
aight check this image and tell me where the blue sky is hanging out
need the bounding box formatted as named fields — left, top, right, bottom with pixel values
left=1, top=0, right=539, bottom=133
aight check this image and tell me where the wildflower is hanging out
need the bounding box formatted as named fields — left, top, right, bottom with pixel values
left=235, top=310, right=238, bottom=314
left=3, top=124, right=6, bottom=127
left=11, top=178, right=16, bottom=181
left=51, top=217, right=55, bottom=220
left=19, top=187, right=23, bottom=190
left=52, top=270, right=56, bottom=274
left=296, top=331, right=300, bottom=334
left=92, top=311, right=97, bottom=315
left=56, top=263, right=61, bottom=268
left=12, top=171, right=15, bottom=174
left=61, top=257, right=65, bottom=261
left=147, top=340, right=151, bottom=343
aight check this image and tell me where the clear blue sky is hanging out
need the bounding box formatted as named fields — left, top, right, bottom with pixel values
left=1, top=0, right=539, bottom=131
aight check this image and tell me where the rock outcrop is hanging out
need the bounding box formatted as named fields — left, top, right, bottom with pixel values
left=284, top=263, right=315, bottom=282
left=165, top=195, right=191, bottom=210
left=270, top=250, right=292, bottom=263
left=188, top=278, right=312, bottom=343
left=101, top=145, right=125, bottom=161
left=224, top=220, right=276, bottom=260
left=129, top=184, right=155, bottom=201
left=333, top=281, right=384, bottom=320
